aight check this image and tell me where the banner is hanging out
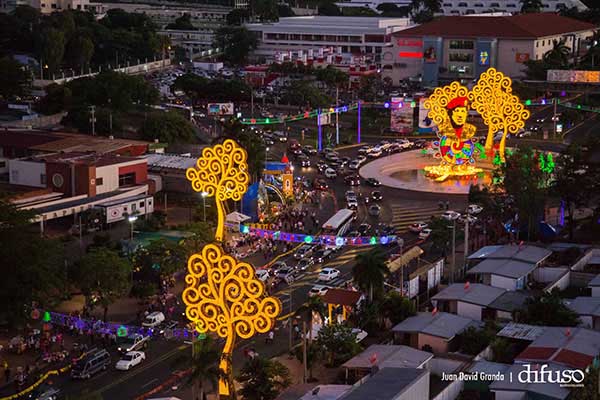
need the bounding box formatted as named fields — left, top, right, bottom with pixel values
left=418, top=98, right=434, bottom=133
left=390, top=98, right=413, bottom=134
left=409, top=277, right=419, bottom=299
left=208, top=103, right=234, bottom=115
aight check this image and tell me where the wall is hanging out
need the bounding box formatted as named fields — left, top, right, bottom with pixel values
left=572, top=249, right=597, bottom=272
left=490, top=275, right=516, bottom=291
left=423, top=37, right=443, bottom=86
left=418, top=334, right=449, bottom=354
left=399, top=370, right=430, bottom=400
left=543, top=269, right=570, bottom=293
left=74, top=164, right=95, bottom=196
left=428, top=358, right=463, bottom=375
left=383, top=36, right=423, bottom=86
left=95, top=165, right=120, bottom=194
left=9, top=159, right=46, bottom=188
left=492, top=390, right=526, bottom=400
left=496, top=39, right=534, bottom=78
left=593, top=287, right=600, bottom=297
left=457, top=302, right=483, bottom=321
left=432, top=377, right=462, bottom=400
left=0, top=112, right=67, bottom=128
left=45, top=162, right=72, bottom=196
left=534, top=267, right=568, bottom=283
left=579, top=315, right=593, bottom=329
left=118, top=162, right=148, bottom=185
left=104, top=196, right=154, bottom=223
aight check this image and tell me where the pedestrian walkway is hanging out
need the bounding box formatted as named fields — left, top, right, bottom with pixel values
left=390, top=204, right=444, bottom=233
left=321, top=247, right=372, bottom=269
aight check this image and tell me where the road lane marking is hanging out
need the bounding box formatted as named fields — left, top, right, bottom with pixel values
left=141, top=378, right=158, bottom=388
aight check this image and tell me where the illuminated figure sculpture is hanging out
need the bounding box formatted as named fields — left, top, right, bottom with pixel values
left=184, top=139, right=282, bottom=398
left=423, top=68, right=529, bottom=180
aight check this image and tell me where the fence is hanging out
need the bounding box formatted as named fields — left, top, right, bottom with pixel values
left=432, top=378, right=464, bottom=400
left=0, top=112, right=67, bottom=128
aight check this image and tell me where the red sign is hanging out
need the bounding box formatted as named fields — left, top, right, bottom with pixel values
left=397, top=39, right=423, bottom=47
left=399, top=52, right=423, bottom=59
left=515, top=53, right=530, bottom=63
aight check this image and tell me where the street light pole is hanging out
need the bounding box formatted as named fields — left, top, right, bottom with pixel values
left=128, top=215, right=138, bottom=241
left=265, top=147, right=269, bottom=168
left=452, top=220, right=456, bottom=283
left=464, top=213, right=469, bottom=280
left=201, top=192, right=208, bottom=222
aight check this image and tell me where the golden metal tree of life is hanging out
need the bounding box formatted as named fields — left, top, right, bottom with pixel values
left=183, top=139, right=282, bottom=397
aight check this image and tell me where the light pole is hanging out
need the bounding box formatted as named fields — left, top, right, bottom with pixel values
left=447, top=220, right=456, bottom=283
left=201, top=191, right=208, bottom=222
left=464, top=211, right=470, bottom=280
left=265, top=147, right=269, bottom=168
left=128, top=215, right=138, bottom=240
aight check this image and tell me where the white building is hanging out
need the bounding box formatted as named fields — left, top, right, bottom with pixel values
left=439, top=0, right=587, bottom=16
left=246, top=16, right=415, bottom=64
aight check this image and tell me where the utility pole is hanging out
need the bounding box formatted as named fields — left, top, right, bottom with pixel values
left=447, top=221, right=456, bottom=283
left=251, top=89, right=255, bottom=118
left=302, top=320, right=308, bottom=384
left=89, top=106, right=96, bottom=136
left=553, top=98, right=558, bottom=137
left=108, top=98, right=113, bottom=135
left=288, top=287, right=293, bottom=353
left=335, top=86, right=340, bottom=145
left=464, top=213, right=469, bottom=280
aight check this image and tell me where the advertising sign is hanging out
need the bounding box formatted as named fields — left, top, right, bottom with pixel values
left=424, top=46, right=437, bottom=63
left=207, top=103, right=234, bottom=115
left=515, top=53, right=530, bottom=63
left=390, top=98, right=413, bottom=134
left=479, top=50, right=490, bottom=66
left=418, top=97, right=434, bottom=133
left=547, top=69, right=600, bottom=83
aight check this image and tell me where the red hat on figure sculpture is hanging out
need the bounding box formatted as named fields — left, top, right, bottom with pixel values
left=447, top=97, right=468, bottom=110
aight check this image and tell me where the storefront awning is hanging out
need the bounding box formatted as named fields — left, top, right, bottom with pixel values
left=386, top=246, right=424, bottom=273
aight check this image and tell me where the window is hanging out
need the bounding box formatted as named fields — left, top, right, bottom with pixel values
left=10, top=169, right=18, bottom=182
left=450, top=9, right=459, bottom=13
left=40, top=174, right=46, bottom=185
left=96, top=177, right=103, bottom=186
left=139, top=201, right=145, bottom=208
left=506, top=3, right=516, bottom=7
left=536, top=42, right=539, bottom=47
left=0, top=161, right=6, bottom=168
left=51, top=3, right=56, bottom=8
left=132, top=204, right=137, bottom=212
left=449, top=40, right=474, bottom=50
left=458, top=2, right=467, bottom=6
left=449, top=52, right=473, bottom=62
left=490, top=2, right=500, bottom=6
left=119, top=172, right=136, bottom=187
left=465, top=9, right=475, bottom=14
left=474, top=3, right=483, bottom=6
left=443, top=2, right=451, bottom=6
left=542, top=40, right=545, bottom=46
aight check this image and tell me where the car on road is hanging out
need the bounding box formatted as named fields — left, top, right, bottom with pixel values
left=458, top=215, right=478, bottom=224
left=291, top=147, right=303, bottom=156
left=309, top=285, right=330, bottom=297
left=26, top=384, right=60, bottom=400
left=345, top=190, right=357, bottom=199
left=358, top=146, right=371, bottom=155
left=276, top=268, right=296, bottom=284
left=340, top=157, right=351, bottom=167
left=441, top=210, right=461, bottom=221
left=344, top=175, right=360, bottom=186
left=142, top=311, right=165, bottom=328
left=347, top=198, right=358, bottom=209
left=294, top=245, right=314, bottom=259
left=358, top=223, right=371, bottom=235
left=371, top=191, right=383, bottom=201
left=418, top=228, right=432, bottom=240
left=318, top=268, right=340, bottom=282
left=325, top=152, right=340, bottom=161
left=158, top=320, right=178, bottom=336
left=467, top=204, right=483, bottom=214
left=368, top=149, right=382, bottom=158
left=263, top=138, right=274, bottom=146
left=71, top=349, right=111, bottom=379
left=348, top=160, right=361, bottom=170
left=271, top=261, right=288, bottom=273
left=296, top=258, right=314, bottom=271
left=273, top=131, right=287, bottom=142
left=324, top=168, right=337, bottom=179
left=297, top=154, right=311, bottom=167
left=365, top=178, right=381, bottom=187
left=313, top=248, right=333, bottom=263
left=356, top=154, right=367, bottom=163
left=396, top=139, right=413, bottom=149
left=116, top=351, right=146, bottom=371
left=409, top=222, right=428, bottom=233
left=255, top=269, right=271, bottom=282
left=314, top=179, right=329, bottom=190
left=317, top=162, right=328, bottom=172
left=303, top=145, right=317, bottom=155
left=368, top=204, right=381, bottom=217
left=118, top=334, right=149, bottom=354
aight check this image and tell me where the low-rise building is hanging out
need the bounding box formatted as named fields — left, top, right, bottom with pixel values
left=382, top=13, right=596, bottom=86
left=431, top=283, right=507, bottom=321
left=565, top=296, right=600, bottom=330
left=439, top=0, right=587, bottom=16
left=392, top=312, right=481, bottom=354
left=342, top=368, right=430, bottom=400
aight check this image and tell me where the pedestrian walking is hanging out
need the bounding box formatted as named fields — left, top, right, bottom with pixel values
left=266, top=330, right=274, bottom=344
left=445, top=201, right=450, bottom=210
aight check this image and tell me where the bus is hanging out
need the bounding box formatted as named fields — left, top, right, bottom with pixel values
left=322, top=208, right=355, bottom=236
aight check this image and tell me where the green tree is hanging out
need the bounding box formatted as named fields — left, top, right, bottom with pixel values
left=40, top=28, right=65, bottom=75
left=0, top=199, right=66, bottom=326
left=166, top=13, right=196, bottom=30
left=377, top=3, right=410, bottom=16
left=520, top=0, right=543, bottom=13
left=281, top=80, right=333, bottom=108
left=317, top=323, right=361, bottom=367
left=254, top=0, right=279, bottom=21
left=73, top=248, right=132, bottom=321
left=357, top=75, right=380, bottom=102
left=226, top=8, right=251, bottom=25
left=294, top=342, right=321, bottom=382
left=570, top=366, right=600, bottom=400
left=179, top=336, right=222, bottom=400
left=458, top=326, right=493, bottom=355
left=134, top=238, right=187, bottom=281
left=214, top=26, right=257, bottom=66
left=220, top=119, right=265, bottom=179
left=516, top=292, right=580, bottom=326
left=314, top=65, right=349, bottom=88
left=67, top=35, right=94, bottom=74
left=295, top=296, right=326, bottom=344
left=410, top=0, right=441, bottom=21
left=380, top=291, right=416, bottom=325
left=237, top=357, right=291, bottom=400
left=552, top=145, right=594, bottom=240
left=543, top=39, right=570, bottom=68
left=490, top=338, right=515, bottom=364
left=0, top=56, right=31, bottom=99
left=318, top=2, right=342, bottom=16
left=428, top=217, right=454, bottom=253
left=64, top=106, right=122, bottom=136
left=353, top=248, right=388, bottom=303
left=140, top=111, right=195, bottom=143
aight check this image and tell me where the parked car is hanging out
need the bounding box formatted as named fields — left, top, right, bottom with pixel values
left=309, top=285, right=330, bottom=297
left=318, top=268, right=340, bottom=282
left=418, top=228, right=432, bottom=240
left=364, top=178, right=380, bottom=187
left=409, top=222, right=428, bottom=233
left=116, top=351, right=146, bottom=371
left=467, top=204, right=483, bottom=214
left=368, top=204, right=381, bottom=217
left=71, top=349, right=111, bottom=379
left=441, top=211, right=461, bottom=221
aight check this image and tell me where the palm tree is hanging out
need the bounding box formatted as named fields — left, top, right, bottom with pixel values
left=237, top=356, right=292, bottom=400
left=295, top=296, right=326, bottom=344
left=352, top=249, right=388, bottom=303
left=174, top=336, right=221, bottom=400
left=520, top=0, right=543, bottom=13
left=543, top=39, right=571, bottom=67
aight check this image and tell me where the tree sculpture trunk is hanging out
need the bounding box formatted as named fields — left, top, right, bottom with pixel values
left=484, top=127, right=495, bottom=155
left=215, top=200, right=225, bottom=242
left=499, top=132, right=508, bottom=161
left=219, top=334, right=235, bottom=398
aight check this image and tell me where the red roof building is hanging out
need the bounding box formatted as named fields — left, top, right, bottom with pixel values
left=380, top=13, right=597, bottom=86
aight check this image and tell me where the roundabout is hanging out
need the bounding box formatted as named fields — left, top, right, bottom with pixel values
left=358, top=149, right=494, bottom=195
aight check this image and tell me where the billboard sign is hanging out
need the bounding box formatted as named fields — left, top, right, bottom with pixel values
left=418, top=98, right=434, bottom=133
left=208, top=103, right=234, bottom=115
left=547, top=69, right=600, bottom=83
left=390, top=98, right=413, bottom=134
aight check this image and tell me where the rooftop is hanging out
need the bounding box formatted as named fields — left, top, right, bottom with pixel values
left=432, top=283, right=506, bottom=307
left=35, top=152, right=144, bottom=167
left=145, top=153, right=197, bottom=171
left=322, top=288, right=362, bottom=306
left=394, top=13, right=596, bottom=39
left=246, top=16, right=413, bottom=35
left=588, top=273, right=600, bottom=287
left=342, top=345, right=432, bottom=370
left=340, top=368, right=428, bottom=400
left=565, top=296, right=600, bottom=317
left=488, top=291, right=530, bottom=313
left=392, top=312, right=480, bottom=339
left=298, top=385, right=351, bottom=400
left=468, top=259, right=538, bottom=279
left=489, top=363, right=570, bottom=400
left=497, top=322, right=546, bottom=341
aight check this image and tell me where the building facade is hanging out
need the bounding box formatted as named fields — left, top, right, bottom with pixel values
left=382, top=13, right=596, bottom=86
left=439, top=0, right=587, bottom=15
left=246, top=16, right=415, bottom=64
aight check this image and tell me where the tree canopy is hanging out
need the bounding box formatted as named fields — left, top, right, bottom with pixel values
left=0, top=56, right=31, bottom=100
left=237, top=357, right=291, bottom=400
left=214, top=26, right=257, bottom=66
left=516, top=292, right=580, bottom=327
left=140, top=111, right=196, bottom=144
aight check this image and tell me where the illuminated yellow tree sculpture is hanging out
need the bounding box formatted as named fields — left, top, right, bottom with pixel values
left=184, top=139, right=282, bottom=398
left=469, top=68, right=530, bottom=160
left=186, top=139, right=250, bottom=242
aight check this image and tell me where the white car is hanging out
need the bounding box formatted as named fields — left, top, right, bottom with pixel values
left=255, top=269, right=270, bottom=282
left=348, top=160, right=361, bottom=170
left=115, top=351, right=145, bottom=371
left=467, top=204, right=483, bottom=214
left=441, top=211, right=461, bottom=221
left=356, top=155, right=367, bottom=163
left=458, top=215, right=478, bottom=224
left=324, top=168, right=337, bottom=179
left=318, top=268, right=340, bottom=282
left=347, top=198, right=358, bottom=209
left=368, top=149, right=382, bottom=158
left=309, top=285, right=330, bottom=297
left=409, top=222, right=428, bottom=233
left=418, top=228, right=432, bottom=240
left=396, top=139, right=413, bottom=149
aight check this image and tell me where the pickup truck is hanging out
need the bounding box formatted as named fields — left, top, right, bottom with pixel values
left=117, top=334, right=149, bottom=354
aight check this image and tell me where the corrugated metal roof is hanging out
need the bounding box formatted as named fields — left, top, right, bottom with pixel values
left=340, top=368, right=428, bottom=400
left=432, top=283, right=505, bottom=307
left=497, top=322, right=546, bottom=341
left=392, top=312, right=480, bottom=339
left=145, top=153, right=197, bottom=171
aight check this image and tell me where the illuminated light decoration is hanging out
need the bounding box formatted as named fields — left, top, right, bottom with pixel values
left=117, top=325, right=128, bottom=337
left=186, top=139, right=250, bottom=242
left=469, top=68, right=530, bottom=160
left=336, top=237, right=345, bottom=246
left=525, top=99, right=532, bottom=106
left=250, top=119, right=256, bottom=124
left=541, top=99, right=547, bottom=105
left=411, top=101, right=416, bottom=108
left=183, top=244, right=281, bottom=396
left=329, top=108, right=334, bottom=113
left=384, top=102, right=390, bottom=109
left=370, top=236, right=377, bottom=245
left=43, top=311, right=51, bottom=322
left=240, top=225, right=397, bottom=246
left=493, top=152, right=503, bottom=166
left=241, top=225, right=250, bottom=234
left=265, top=118, right=270, bottom=123
left=304, top=235, right=313, bottom=244
left=380, top=236, right=388, bottom=245
left=539, top=152, right=555, bottom=173
left=342, top=106, right=348, bottom=112
left=304, top=112, right=309, bottom=118
left=399, top=52, right=423, bottom=58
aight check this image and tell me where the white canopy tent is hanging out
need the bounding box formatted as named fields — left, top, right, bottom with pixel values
left=226, top=211, right=251, bottom=232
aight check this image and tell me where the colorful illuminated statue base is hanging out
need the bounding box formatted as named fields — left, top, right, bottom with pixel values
left=423, top=164, right=483, bottom=182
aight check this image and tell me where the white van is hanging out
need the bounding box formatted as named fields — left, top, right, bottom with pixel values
left=142, top=311, right=165, bottom=328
